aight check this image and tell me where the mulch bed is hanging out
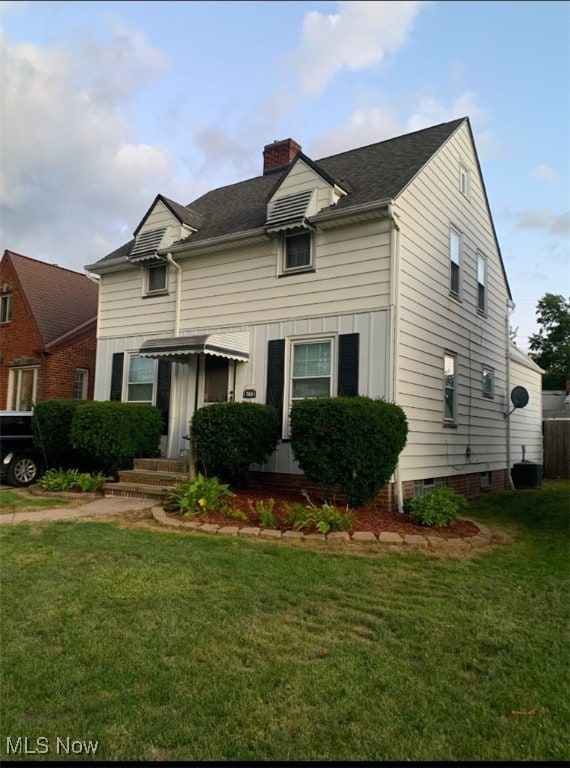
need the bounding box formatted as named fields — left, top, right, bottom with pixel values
left=167, top=486, right=479, bottom=539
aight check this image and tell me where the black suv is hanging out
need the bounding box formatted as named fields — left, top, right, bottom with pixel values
left=0, top=411, right=43, bottom=487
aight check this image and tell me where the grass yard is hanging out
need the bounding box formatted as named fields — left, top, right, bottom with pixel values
left=0, top=482, right=568, bottom=762
left=0, top=489, right=74, bottom=514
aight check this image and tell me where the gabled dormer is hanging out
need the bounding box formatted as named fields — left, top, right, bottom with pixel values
left=263, top=139, right=348, bottom=274
left=129, top=194, right=202, bottom=264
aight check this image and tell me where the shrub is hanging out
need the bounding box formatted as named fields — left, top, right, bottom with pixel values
left=290, top=396, right=408, bottom=507
left=33, top=400, right=91, bottom=470
left=70, top=402, right=162, bottom=474
left=38, top=469, right=111, bottom=493
left=191, top=402, right=280, bottom=486
left=407, top=487, right=468, bottom=528
left=165, top=474, right=234, bottom=517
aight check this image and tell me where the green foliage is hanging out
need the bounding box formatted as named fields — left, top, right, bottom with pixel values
left=165, top=474, right=234, bottom=517
left=528, top=293, right=570, bottom=390
left=407, top=486, right=468, bottom=528
left=32, top=400, right=91, bottom=470
left=38, top=468, right=111, bottom=493
left=252, top=498, right=276, bottom=529
left=290, top=396, right=408, bottom=507
left=70, top=402, right=162, bottom=474
left=191, top=402, right=280, bottom=486
left=285, top=491, right=355, bottom=534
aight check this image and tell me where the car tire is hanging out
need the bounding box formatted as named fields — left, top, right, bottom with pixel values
left=7, top=454, right=39, bottom=487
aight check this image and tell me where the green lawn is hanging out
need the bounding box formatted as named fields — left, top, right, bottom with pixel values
left=0, top=489, right=73, bottom=514
left=1, top=482, right=568, bottom=762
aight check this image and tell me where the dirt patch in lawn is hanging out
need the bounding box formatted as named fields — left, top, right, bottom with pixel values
left=165, top=486, right=480, bottom=539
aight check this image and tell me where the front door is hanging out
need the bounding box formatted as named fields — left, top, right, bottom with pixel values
left=203, top=355, right=230, bottom=404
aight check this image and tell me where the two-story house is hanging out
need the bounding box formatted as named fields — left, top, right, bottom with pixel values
left=86, top=117, right=536, bottom=510
left=0, top=250, right=98, bottom=409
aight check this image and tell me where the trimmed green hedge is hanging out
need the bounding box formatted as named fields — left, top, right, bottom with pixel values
left=191, top=402, right=280, bottom=486
left=70, top=402, right=163, bottom=474
left=290, top=396, right=408, bottom=506
left=33, top=400, right=92, bottom=471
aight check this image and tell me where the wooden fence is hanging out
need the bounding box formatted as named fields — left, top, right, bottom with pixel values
left=543, top=419, right=570, bottom=479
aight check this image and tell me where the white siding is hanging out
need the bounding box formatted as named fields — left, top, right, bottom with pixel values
left=94, top=309, right=390, bottom=461
left=270, top=159, right=337, bottom=212
left=97, top=218, right=391, bottom=337
left=509, top=346, right=543, bottom=465
left=395, top=121, right=511, bottom=482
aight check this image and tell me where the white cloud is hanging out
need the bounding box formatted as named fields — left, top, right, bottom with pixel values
left=286, top=1, right=425, bottom=95
left=311, top=105, right=402, bottom=157
left=516, top=207, right=570, bottom=237
left=532, top=165, right=563, bottom=187
left=0, top=25, right=194, bottom=269
left=406, top=91, right=489, bottom=132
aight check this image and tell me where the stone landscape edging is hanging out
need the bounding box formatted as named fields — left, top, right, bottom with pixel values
left=151, top=506, right=493, bottom=550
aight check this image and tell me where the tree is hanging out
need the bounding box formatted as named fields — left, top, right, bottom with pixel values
left=528, top=293, right=570, bottom=390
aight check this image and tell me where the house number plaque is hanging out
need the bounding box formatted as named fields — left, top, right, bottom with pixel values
left=243, top=388, right=256, bottom=399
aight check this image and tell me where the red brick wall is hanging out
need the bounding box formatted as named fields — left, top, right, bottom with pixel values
left=0, top=256, right=97, bottom=407
left=263, top=139, right=302, bottom=174
left=250, top=469, right=508, bottom=513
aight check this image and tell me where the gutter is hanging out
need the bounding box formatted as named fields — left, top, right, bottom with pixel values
left=388, top=201, right=405, bottom=514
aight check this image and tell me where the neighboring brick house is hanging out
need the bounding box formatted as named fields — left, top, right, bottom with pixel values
left=0, top=250, right=98, bottom=409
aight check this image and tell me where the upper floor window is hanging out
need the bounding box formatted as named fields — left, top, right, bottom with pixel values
left=449, top=228, right=461, bottom=298
left=444, top=353, right=457, bottom=424
left=459, top=164, right=470, bottom=199
left=283, top=230, right=313, bottom=273
left=74, top=369, right=89, bottom=400
left=477, top=254, right=487, bottom=314
left=145, top=262, right=168, bottom=295
left=1, top=294, right=12, bottom=323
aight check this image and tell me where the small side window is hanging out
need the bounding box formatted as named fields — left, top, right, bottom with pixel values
left=459, top=165, right=470, bottom=199
left=449, top=229, right=461, bottom=298
left=145, top=263, right=168, bottom=295
left=283, top=230, right=313, bottom=273
left=1, top=294, right=12, bottom=323
left=477, top=254, right=487, bottom=314
left=482, top=366, right=494, bottom=399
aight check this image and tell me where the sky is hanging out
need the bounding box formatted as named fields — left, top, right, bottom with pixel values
left=0, top=0, right=568, bottom=352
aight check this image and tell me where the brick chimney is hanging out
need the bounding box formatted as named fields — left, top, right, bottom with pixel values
left=263, top=138, right=301, bottom=175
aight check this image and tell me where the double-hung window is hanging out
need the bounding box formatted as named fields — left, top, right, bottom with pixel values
left=145, top=262, right=168, bottom=295
left=1, top=294, right=12, bottom=323
left=74, top=369, right=89, bottom=400
left=444, top=353, right=457, bottom=424
left=449, top=228, right=461, bottom=298
left=283, top=230, right=313, bottom=273
left=291, top=339, right=333, bottom=402
left=127, top=355, right=156, bottom=404
left=8, top=366, right=39, bottom=410
left=477, top=254, right=487, bottom=314
left=482, top=366, right=494, bottom=399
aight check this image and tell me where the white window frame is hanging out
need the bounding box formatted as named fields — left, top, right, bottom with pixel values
left=281, top=230, right=314, bottom=274
left=124, top=353, right=158, bottom=405
left=482, top=365, right=494, bottom=399
left=74, top=368, right=89, bottom=400
left=449, top=227, right=462, bottom=299
left=7, top=366, right=39, bottom=410
left=1, top=294, right=12, bottom=323
left=284, top=335, right=336, bottom=437
left=477, top=253, right=487, bottom=314
left=459, top=164, right=470, bottom=199
left=144, top=262, right=168, bottom=296
left=444, top=352, right=457, bottom=425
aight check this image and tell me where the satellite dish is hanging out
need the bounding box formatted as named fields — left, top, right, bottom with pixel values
left=511, top=386, right=529, bottom=409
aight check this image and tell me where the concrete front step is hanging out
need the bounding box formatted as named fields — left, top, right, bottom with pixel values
left=117, top=470, right=189, bottom=487
left=103, top=482, right=171, bottom=501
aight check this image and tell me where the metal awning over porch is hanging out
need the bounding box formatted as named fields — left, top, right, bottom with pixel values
left=138, top=332, right=250, bottom=362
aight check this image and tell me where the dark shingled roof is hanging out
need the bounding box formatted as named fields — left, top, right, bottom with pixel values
left=4, top=250, right=99, bottom=347
left=90, top=118, right=466, bottom=267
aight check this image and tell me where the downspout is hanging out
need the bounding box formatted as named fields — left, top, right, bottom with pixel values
left=388, top=202, right=404, bottom=513
left=505, top=299, right=516, bottom=489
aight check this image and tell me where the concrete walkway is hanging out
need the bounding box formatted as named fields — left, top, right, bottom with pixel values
left=0, top=497, right=152, bottom=525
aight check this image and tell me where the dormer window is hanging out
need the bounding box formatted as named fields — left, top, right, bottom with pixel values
left=145, top=262, right=168, bottom=295
left=284, top=230, right=313, bottom=273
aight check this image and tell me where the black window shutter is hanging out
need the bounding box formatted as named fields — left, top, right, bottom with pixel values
left=266, top=339, right=285, bottom=424
left=156, top=360, right=172, bottom=436
left=110, top=352, right=124, bottom=401
left=338, top=333, right=359, bottom=396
